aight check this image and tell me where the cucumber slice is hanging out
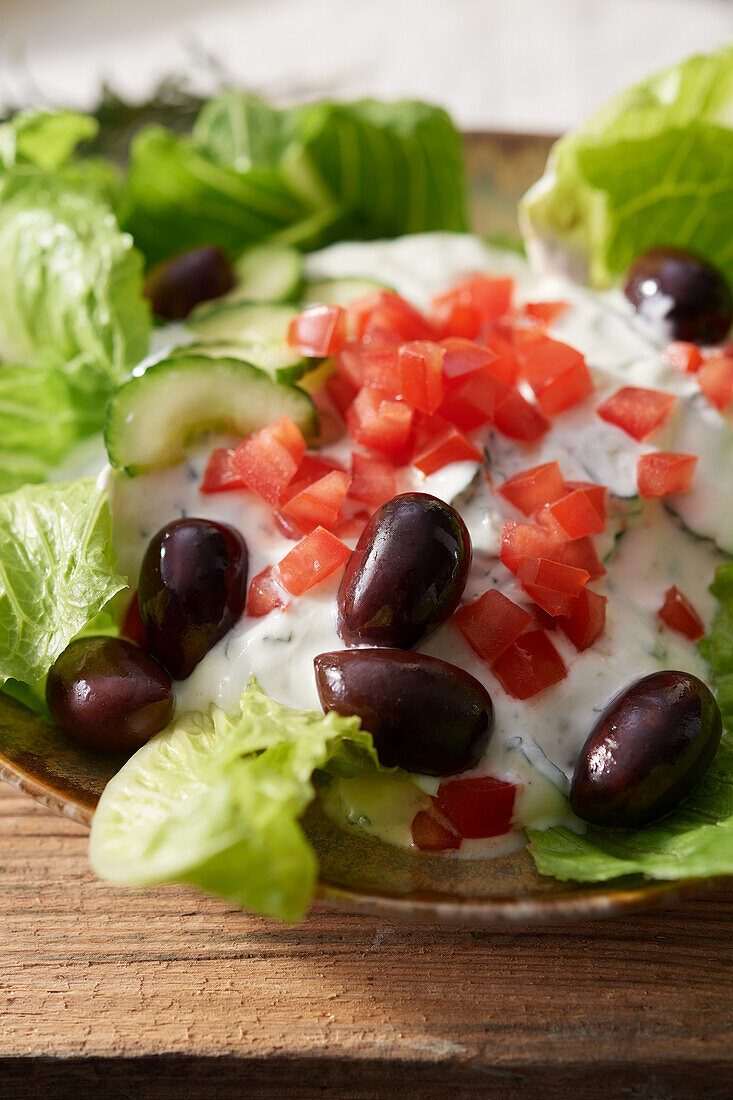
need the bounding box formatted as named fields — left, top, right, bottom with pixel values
left=105, top=354, right=318, bottom=474
left=188, top=301, right=310, bottom=382
left=231, top=244, right=303, bottom=303
left=302, top=277, right=389, bottom=307
left=170, top=340, right=310, bottom=385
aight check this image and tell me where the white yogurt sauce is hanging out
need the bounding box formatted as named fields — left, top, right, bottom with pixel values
left=109, top=233, right=731, bottom=855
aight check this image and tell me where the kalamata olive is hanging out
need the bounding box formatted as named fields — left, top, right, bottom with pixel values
left=139, top=518, right=248, bottom=679
left=314, top=648, right=493, bottom=775
left=143, top=245, right=235, bottom=320
left=570, top=670, right=722, bottom=827
left=337, top=493, right=471, bottom=649
left=624, top=247, right=732, bottom=345
left=46, top=637, right=174, bottom=754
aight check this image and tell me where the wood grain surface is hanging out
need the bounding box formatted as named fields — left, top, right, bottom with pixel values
left=1, top=783, right=731, bottom=1098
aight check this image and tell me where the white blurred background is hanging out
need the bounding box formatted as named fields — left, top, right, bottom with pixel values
left=0, top=0, right=731, bottom=132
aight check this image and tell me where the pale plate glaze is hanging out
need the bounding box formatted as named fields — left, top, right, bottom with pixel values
left=0, top=132, right=724, bottom=925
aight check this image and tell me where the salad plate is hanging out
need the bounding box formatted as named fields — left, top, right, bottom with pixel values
left=0, top=51, right=732, bottom=928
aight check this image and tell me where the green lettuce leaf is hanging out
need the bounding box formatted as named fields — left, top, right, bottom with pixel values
left=529, top=558, right=733, bottom=882
left=89, top=681, right=382, bottom=921
left=0, top=110, right=98, bottom=171
left=0, top=480, right=126, bottom=685
left=0, top=186, right=150, bottom=376
left=123, top=94, right=468, bottom=266
left=520, top=45, right=733, bottom=288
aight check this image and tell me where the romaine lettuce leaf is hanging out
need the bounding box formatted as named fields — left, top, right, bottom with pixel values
left=123, top=94, right=468, bottom=266
left=0, top=480, right=126, bottom=685
left=0, top=110, right=98, bottom=172
left=529, top=559, right=733, bottom=882
left=89, top=680, right=382, bottom=921
left=520, top=46, right=733, bottom=288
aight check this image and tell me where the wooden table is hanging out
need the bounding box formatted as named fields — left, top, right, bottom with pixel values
left=1, top=783, right=731, bottom=1098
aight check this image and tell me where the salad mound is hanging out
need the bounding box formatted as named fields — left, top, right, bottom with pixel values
left=0, top=49, right=731, bottom=921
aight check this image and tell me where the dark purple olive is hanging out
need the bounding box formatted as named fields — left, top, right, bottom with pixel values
left=624, top=247, right=732, bottom=345
left=337, top=493, right=471, bottom=649
left=139, top=518, right=248, bottom=679
left=46, top=636, right=174, bottom=754
left=314, top=649, right=493, bottom=775
left=570, top=670, right=722, bottom=827
left=143, top=245, right=235, bottom=320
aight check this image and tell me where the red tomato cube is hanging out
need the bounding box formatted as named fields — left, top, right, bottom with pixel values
left=663, top=341, right=703, bottom=374
left=558, top=587, right=607, bottom=650
left=493, top=385, right=549, bottom=442
left=411, top=807, right=462, bottom=851
left=412, top=420, right=483, bottom=475
left=349, top=452, right=398, bottom=508
left=440, top=337, right=496, bottom=383
left=231, top=415, right=307, bottom=504
left=431, top=302, right=483, bottom=340
left=453, top=588, right=533, bottom=662
left=436, top=776, right=518, bottom=839
left=516, top=557, right=589, bottom=595
left=246, top=566, right=289, bottom=618
left=657, top=585, right=705, bottom=641
left=521, top=337, right=594, bottom=416
left=277, top=470, right=352, bottom=535
left=519, top=583, right=577, bottom=619
left=482, top=330, right=519, bottom=386
left=277, top=527, right=351, bottom=596
left=562, top=480, right=608, bottom=522
left=334, top=344, right=365, bottom=388
left=360, top=346, right=401, bottom=398
left=432, top=275, right=514, bottom=326
left=438, top=370, right=498, bottom=431
left=556, top=536, right=606, bottom=580
left=547, top=489, right=605, bottom=539
left=279, top=454, right=344, bottom=504
left=597, top=386, right=676, bottom=441
left=698, top=356, right=733, bottom=410
left=200, top=447, right=248, bottom=494
left=499, top=521, right=564, bottom=575
left=349, top=291, right=434, bottom=342
left=288, top=305, right=346, bottom=357
left=490, top=628, right=567, bottom=699
left=346, top=387, right=415, bottom=462
left=523, top=301, right=570, bottom=326
left=498, top=461, right=565, bottom=516
left=637, top=452, right=697, bottom=497
left=325, top=372, right=358, bottom=418
left=398, top=341, right=445, bottom=414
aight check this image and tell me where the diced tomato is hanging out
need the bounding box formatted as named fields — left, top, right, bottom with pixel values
left=453, top=588, right=533, bottom=662
left=277, top=470, right=352, bottom=536
left=657, top=585, right=705, bottom=642
left=122, top=591, right=147, bottom=649
left=558, top=587, right=607, bottom=650
left=349, top=291, right=434, bottom=342
left=398, top=341, right=445, bottom=414
left=492, top=384, right=549, bottom=442
left=360, top=346, right=400, bottom=398
left=637, top=452, right=697, bottom=498
left=546, top=489, right=605, bottom=540
left=349, top=451, right=398, bottom=508
left=288, top=304, right=346, bottom=357
left=523, top=300, right=570, bottom=326
left=663, top=342, right=703, bottom=374
left=499, top=521, right=564, bottom=575
left=231, top=415, right=307, bottom=504
left=246, top=566, right=289, bottom=618
left=520, top=583, right=577, bottom=619
left=277, top=527, right=351, bottom=596
left=698, top=356, right=733, bottom=411
left=490, top=628, right=567, bottom=699
left=346, top=387, right=414, bottom=462
left=411, top=807, right=462, bottom=851
left=431, top=302, right=483, bottom=340
left=436, top=776, right=517, bottom=839
left=438, top=370, right=498, bottom=431
left=597, top=386, right=676, bottom=441
left=516, top=557, right=589, bottom=595
left=432, top=275, right=514, bottom=327
left=334, top=344, right=365, bottom=388
left=334, top=511, right=369, bottom=540
left=520, top=337, right=593, bottom=416
left=562, top=480, right=608, bottom=522
left=279, top=454, right=344, bottom=504
left=412, top=420, right=482, bottom=475
left=498, top=461, right=565, bottom=516
left=325, top=372, right=358, bottom=418
left=200, top=447, right=248, bottom=494
left=556, top=536, right=606, bottom=580
left=482, top=329, right=519, bottom=386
